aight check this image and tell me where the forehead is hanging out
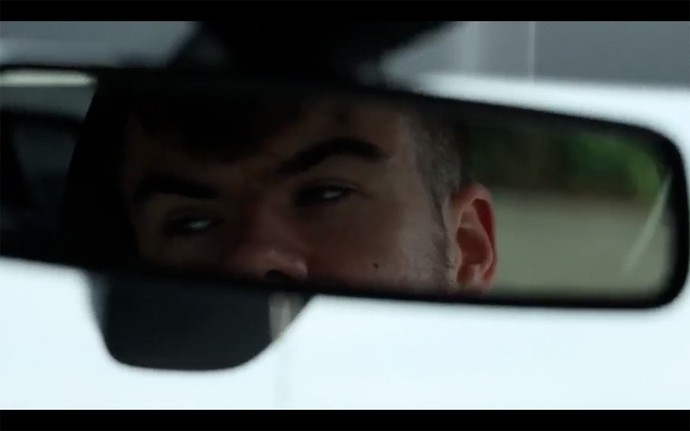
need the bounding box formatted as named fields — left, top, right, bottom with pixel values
left=122, top=96, right=417, bottom=169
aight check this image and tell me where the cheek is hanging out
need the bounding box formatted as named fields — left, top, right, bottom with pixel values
left=138, top=237, right=216, bottom=269
left=129, top=218, right=158, bottom=260
left=301, top=201, right=430, bottom=287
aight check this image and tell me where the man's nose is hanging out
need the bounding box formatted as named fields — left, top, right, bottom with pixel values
left=220, top=210, right=308, bottom=283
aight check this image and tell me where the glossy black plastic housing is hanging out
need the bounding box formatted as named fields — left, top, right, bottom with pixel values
left=3, top=65, right=689, bottom=371
left=2, top=65, right=688, bottom=311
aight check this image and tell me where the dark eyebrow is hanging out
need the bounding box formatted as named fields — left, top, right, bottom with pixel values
left=131, top=172, right=219, bottom=206
left=277, top=137, right=387, bottom=176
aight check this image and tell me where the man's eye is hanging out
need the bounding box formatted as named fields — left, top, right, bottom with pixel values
left=294, top=185, right=353, bottom=207
left=164, top=216, right=215, bottom=237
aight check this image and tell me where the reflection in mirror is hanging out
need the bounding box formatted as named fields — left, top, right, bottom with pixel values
left=0, top=70, right=677, bottom=303
left=466, top=115, right=673, bottom=299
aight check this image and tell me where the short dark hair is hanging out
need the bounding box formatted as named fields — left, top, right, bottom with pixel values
left=406, top=112, right=466, bottom=208
left=127, top=92, right=466, bottom=207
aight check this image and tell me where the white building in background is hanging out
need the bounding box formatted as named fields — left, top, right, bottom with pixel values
left=384, top=22, right=690, bottom=87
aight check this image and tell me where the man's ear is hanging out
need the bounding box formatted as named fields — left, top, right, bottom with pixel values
left=447, top=183, right=497, bottom=291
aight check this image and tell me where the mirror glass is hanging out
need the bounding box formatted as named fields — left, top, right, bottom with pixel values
left=0, top=69, right=680, bottom=303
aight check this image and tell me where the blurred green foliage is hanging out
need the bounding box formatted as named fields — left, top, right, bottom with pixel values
left=463, top=118, right=665, bottom=206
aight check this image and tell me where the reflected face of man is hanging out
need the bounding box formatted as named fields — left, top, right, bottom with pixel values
left=120, top=97, right=496, bottom=292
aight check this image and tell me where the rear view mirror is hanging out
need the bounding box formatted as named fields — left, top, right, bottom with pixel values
left=2, top=67, right=688, bottom=311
